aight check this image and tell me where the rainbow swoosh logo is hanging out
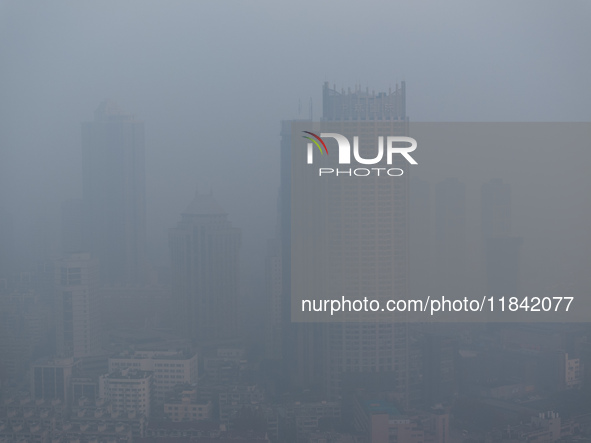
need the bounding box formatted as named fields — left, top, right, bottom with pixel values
left=302, top=131, right=328, bottom=155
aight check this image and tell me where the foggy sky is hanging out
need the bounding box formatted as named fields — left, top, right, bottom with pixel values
left=1, top=0, right=590, bottom=289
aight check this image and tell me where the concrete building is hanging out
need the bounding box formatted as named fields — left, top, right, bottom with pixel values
left=31, top=357, right=75, bottom=406
left=55, top=252, right=102, bottom=358
left=72, top=377, right=99, bottom=404
left=434, top=177, right=467, bottom=300
left=409, top=177, right=432, bottom=301
left=60, top=198, right=87, bottom=255
left=82, top=100, right=146, bottom=286
left=169, top=190, right=241, bottom=346
left=324, top=83, right=410, bottom=402
left=99, top=368, right=153, bottom=417
left=202, top=347, right=246, bottom=385
left=280, top=400, right=341, bottom=442
left=481, top=179, right=522, bottom=299
left=71, top=396, right=147, bottom=438
left=353, top=396, right=449, bottom=443
left=163, top=386, right=212, bottom=422
left=481, top=178, right=512, bottom=238
left=218, top=384, right=265, bottom=426
left=279, top=83, right=411, bottom=402
left=421, top=333, right=456, bottom=406
left=109, top=349, right=198, bottom=402
left=264, top=237, right=283, bottom=361
left=0, top=395, right=66, bottom=442
left=562, top=352, right=583, bottom=390
left=0, top=289, right=50, bottom=383
left=504, top=411, right=579, bottom=442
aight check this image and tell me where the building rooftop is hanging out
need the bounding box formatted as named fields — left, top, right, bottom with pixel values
left=94, top=100, right=134, bottom=121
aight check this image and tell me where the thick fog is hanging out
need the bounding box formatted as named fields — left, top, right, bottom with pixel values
left=1, top=3, right=591, bottom=442
left=1, top=0, right=590, bottom=286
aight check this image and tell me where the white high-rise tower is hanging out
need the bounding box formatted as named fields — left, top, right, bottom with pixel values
left=283, top=83, right=410, bottom=403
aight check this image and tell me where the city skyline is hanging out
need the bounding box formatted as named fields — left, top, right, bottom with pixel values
left=1, top=2, right=590, bottom=436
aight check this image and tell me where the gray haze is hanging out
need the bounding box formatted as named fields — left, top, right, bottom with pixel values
left=1, top=3, right=591, bottom=440
left=1, top=0, right=590, bottom=281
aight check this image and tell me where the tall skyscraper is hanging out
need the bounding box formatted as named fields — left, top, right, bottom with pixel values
left=281, top=83, right=410, bottom=402
left=265, top=190, right=283, bottom=361
left=434, top=177, right=467, bottom=300
left=0, top=289, right=50, bottom=382
left=61, top=199, right=87, bottom=255
left=55, top=252, right=102, bottom=358
left=481, top=178, right=511, bottom=239
left=409, top=177, right=432, bottom=300
left=169, top=190, right=241, bottom=347
left=82, top=101, right=146, bottom=286
left=264, top=237, right=282, bottom=361
left=481, top=179, right=522, bottom=298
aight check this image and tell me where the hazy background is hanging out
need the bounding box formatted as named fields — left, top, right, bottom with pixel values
left=1, top=0, right=590, bottom=288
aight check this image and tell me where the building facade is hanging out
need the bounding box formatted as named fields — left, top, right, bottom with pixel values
left=169, top=191, right=241, bottom=346
left=109, top=350, right=198, bottom=402
left=82, top=100, right=146, bottom=286
left=55, top=252, right=101, bottom=358
left=481, top=178, right=522, bottom=299
left=31, top=357, right=75, bottom=407
left=99, top=368, right=152, bottom=417
left=285, top=83, right=410, bottom=401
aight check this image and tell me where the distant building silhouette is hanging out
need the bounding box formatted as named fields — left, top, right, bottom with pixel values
left=434, top=177, right=467, bottom=299
left=55, top=252, right=102, bottom=358
left=481, top=178, right=511, bottom=238
left=481, top=179, right=522, bottom=298
left=31, top=356, right=75, bottom=406
left=409, top=178, right=432, bottom=300
left=264, top=237, right=282, bottom=361
left=82, top=101, right=146, bottom=286
left=169, top=190, right=241, bottom=347
left=280, top=83, right=410, bottom=403
left=0, top=289, right=50, bottom=382
left=61, top=199, right=87, bottom=255
left=322, top=82, right=410, bottom=402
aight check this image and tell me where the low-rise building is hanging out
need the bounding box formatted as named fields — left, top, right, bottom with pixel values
left=99, top=368, right=152, bottom=417
left=109, top=350, right=198, bottom=402
left=164, top=386, right=212, bottom=422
